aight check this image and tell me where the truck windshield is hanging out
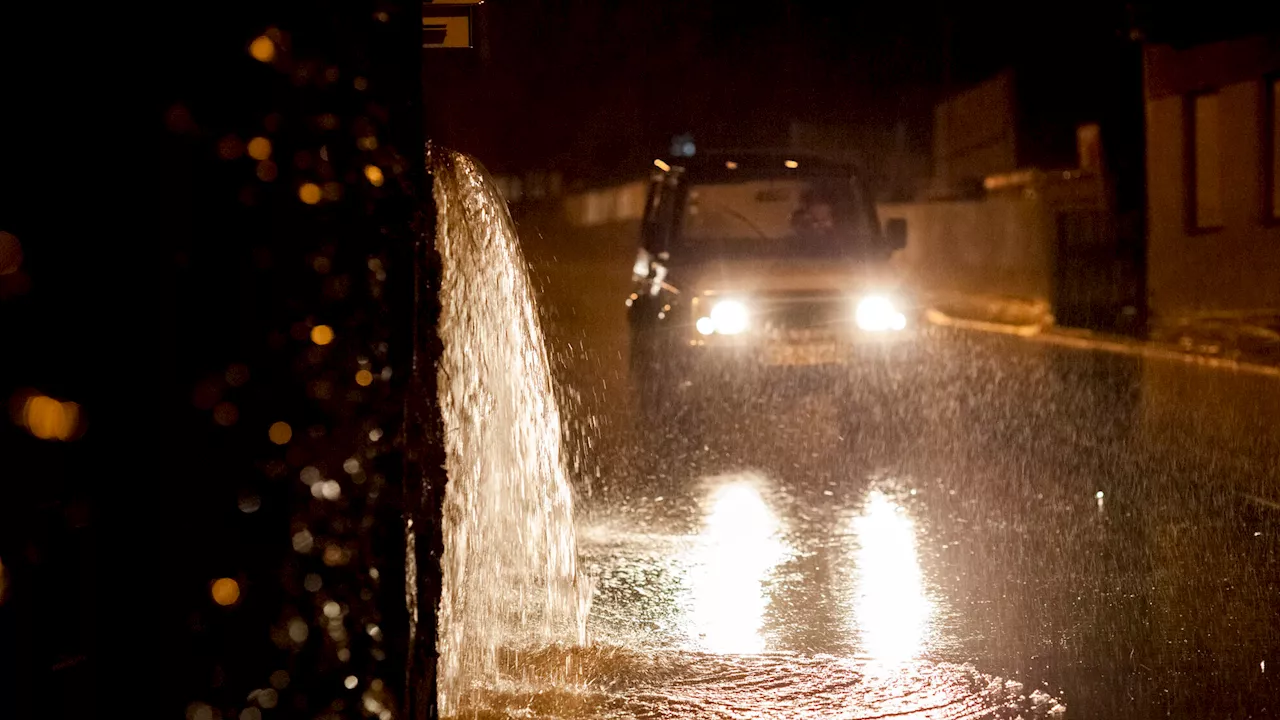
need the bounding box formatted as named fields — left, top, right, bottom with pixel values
left=674, top=176, right=878, bottom=259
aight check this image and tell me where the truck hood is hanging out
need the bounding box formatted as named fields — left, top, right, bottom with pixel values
left=673, top=258, right=902, bottom=297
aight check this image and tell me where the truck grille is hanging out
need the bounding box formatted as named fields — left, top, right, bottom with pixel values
left=759, top=297, right=847, bottom=332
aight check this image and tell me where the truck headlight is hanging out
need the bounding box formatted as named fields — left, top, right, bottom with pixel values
left=855, top=295, right=907, bottom=332
left=698, top=299, right=749, bottom=335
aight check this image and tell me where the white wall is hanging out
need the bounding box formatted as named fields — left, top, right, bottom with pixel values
left=879, top=197, right=1054, bottom=306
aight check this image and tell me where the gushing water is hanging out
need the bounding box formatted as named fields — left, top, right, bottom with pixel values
left=430, top=150, right=591, bottom=716
left=420, top=150, right=1067, bottom=719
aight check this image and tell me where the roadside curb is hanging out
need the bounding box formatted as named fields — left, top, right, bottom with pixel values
left=925, top=308, right=1280, bottom=378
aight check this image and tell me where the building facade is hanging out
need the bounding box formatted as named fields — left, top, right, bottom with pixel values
left=1144, top=34, right=1280, bottom=318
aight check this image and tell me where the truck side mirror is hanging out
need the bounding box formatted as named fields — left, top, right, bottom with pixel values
left=884, top=217, right=907, bottom=251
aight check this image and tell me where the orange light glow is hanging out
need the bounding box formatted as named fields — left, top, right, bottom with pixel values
left=22, top=395, right=80, bottom=441
left=784, top=159, right=799, bottom=169
left=213, top=402, right=239, bottom=426
left=0, top=231, right=22, bottom=275
left=211, top=577, right=241, bottom=606
left=323, top=544, right=348, bottom=566
left=247, top=137, right=272, bottom=160
left=687, top=476, right=787, bottom=654
left=355, top=369, right=373, bottom=386
left=269, top=421, right=293, bottom=445
left=310, top=324, right=334, bottom=345
left=364, top=165, right=385, bottom=187
left=298, top=183, right=322, bottom=205
left=256, top=160, right=278, bottom=182
left=217, top=135, right=244, bottom=160
left=249, top=36, right=276, bottom=63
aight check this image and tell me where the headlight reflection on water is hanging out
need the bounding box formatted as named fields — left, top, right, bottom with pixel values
left=686, top=476, right=787, bottom=654
left=853, top=490, right=933, bottom=667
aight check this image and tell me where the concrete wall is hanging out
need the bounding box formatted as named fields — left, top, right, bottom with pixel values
left=1145, top=37, right=1280, bottom=317
left=878, top=197, right=1054, bottom=308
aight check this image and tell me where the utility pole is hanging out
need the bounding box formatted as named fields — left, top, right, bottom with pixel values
left=401, top=2, right=481, bottom=719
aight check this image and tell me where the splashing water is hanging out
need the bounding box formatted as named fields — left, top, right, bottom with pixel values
left=422, top=151, right=1065, bottom=719
left=431, top=150, right=592, bottom=715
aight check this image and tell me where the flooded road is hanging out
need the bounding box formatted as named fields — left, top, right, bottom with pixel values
left=499, top=207, right=1280, bottom=719
left=555, top=332, right=1280, bottom=719
left=420, top=171, right=1280, bottom=718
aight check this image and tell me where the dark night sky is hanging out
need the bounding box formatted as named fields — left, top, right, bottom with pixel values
left=423, top=0, right=1277, bottom=183
left=428, top=0, right=1142, bottom=178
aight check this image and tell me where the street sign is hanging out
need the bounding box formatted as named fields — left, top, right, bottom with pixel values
left=422, top=3, right=475, bottom=49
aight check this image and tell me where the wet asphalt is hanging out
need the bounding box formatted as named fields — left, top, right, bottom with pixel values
left=522, top=224, right=1280, bottom=719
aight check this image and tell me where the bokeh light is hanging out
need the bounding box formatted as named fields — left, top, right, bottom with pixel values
left=213, top=401, right=240, bottom=426
left=218, top=135, right=244, bottom=160
left=21, top=394, right=81, bottom=441
left=310, top=324, right=334, bottom=345
left=238, top=494, right=262, bottom=513
left=256, top=688, right=279, bottom=708
left=0, top=231, right=22, bottom=275
left=269, top=670, right=290, bottom=689
left=288, top=618, right=309, bottom=644
left=268, top=421, right=293, bottom=445
left=249, top=36, right=275, bottom=63
left=298, top=183, right=322, bottom=205
left=211, top=577, right=241, bottom=606
left=247, top=137, right=272, bottom=160
left=355, top=369, right=373, bottom=386
left=363, top=165, right=384, bottom=187
left=256, top=161, right=278, bottom=181
left=225, top=363, right=251, bottom=387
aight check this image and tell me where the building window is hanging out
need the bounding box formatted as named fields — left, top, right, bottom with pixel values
left=1188, top=92, right=1223, bottom=230
left=1270, top=78, right=1280, bottom=221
